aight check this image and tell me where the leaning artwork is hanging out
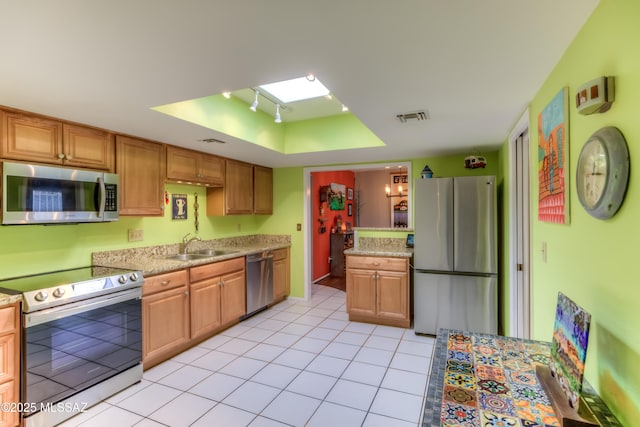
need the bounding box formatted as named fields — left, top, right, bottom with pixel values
left=549, top=292, right=591, bottom=408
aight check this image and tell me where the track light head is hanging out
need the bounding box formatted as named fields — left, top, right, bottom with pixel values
left=250, top=90, right=259, bottom=112
left=274, top=104, right=282, bottom=123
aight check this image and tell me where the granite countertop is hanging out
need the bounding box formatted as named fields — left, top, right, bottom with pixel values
left=344, top=237, right=413, bottom=258
left=92, top=234, right=291, bottom=277
left=0, top=293, right=25, bottom=307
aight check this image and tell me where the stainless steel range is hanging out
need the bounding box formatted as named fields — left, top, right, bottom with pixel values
left=0, top=266, right=144, bottom=427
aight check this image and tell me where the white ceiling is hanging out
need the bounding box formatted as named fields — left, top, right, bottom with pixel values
left=0, top=1, right=599, bottom=168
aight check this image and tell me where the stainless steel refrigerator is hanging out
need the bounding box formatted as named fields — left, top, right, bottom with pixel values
left=413, top=175, right=497, bottom=335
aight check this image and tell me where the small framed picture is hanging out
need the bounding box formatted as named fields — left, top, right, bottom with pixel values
left=172, top=194, right=188, bottom=220
left=347, top=187, right=353, bottom=200
left=348, top=203, right=353, bottom=216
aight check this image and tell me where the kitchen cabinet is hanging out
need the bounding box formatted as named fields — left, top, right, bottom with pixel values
left=0, top=303, right=19, bottom=427
left=189, top=257, right=246, bottom=340
left=346, top=255, right=410, bottom=328
left=207, top=160, right=273, bottom=215
left=253, top=165, right=273, bottom=214
left=166, top=145, right=224, bottom=186
left=142, top=270, right=190, bottom=369
left=273, top=248, right=290, bottom=302
left=0, top=110, right=114, bottom=171
left=116, top=135, right=166, bottom=216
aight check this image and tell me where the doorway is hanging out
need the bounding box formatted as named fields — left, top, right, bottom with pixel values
left=508, top=110, right=531, bottom=338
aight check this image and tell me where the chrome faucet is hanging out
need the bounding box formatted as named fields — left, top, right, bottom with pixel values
left=181, top=233, right=202, bottom=254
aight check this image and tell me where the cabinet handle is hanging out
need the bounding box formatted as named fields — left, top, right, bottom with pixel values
left=58, top=153, right=65, bottom=159
left=66, top=154, right=72, bottom=160
left=371, top=262, right=380, bottom=266
left=220, top=279, right=225, bottom=287
left=184, top=290, right=189, bottom=297
left=160, top=280, right=170, bottom=286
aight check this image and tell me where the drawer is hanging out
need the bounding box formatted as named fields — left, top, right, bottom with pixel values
left=143, top=270, right=189, bottom=296
left=0, top=305, right=16, bottom=335
left=273, top=248, right=289, bottom=261
left=346, top=255, right=408, bottom=272
left=190, top=257, right=245, bottom=283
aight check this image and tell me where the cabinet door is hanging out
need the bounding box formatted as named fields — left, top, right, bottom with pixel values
left=346, top=269, right=376, bottom=317
left=273, top=249, right=290, bottom=301
left=376, top=270, right=409, bottom=323
left=116, top=135, right=166, bottom=216
left=199, top=152, right=225, bottom=185
left=0, top=334, right=16, bottom=385
left=221, top=269, right=246, bottom=324
left=142, top=285, right=190, bottom=367
left=225, top=159, right=253, bottom=214
left=166, top=145, right=199, bottom=182
left=63, top=124, right=114, bottom=171
left=253, top=165, right=273, bottom=214
left=190, top=278, right=222, bottom=340
left=1, top=111, right=63, bottom=164
left=0, top=380, right=17, bottom=427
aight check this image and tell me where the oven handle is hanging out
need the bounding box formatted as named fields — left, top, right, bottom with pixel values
left=24, top=287, right=142, bottom=328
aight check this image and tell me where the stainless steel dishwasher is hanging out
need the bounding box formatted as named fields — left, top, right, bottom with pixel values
left=245, top=250, right=274, bottom=317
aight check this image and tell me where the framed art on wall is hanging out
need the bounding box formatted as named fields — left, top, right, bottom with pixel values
left=538, top=87, right=570, bottom=224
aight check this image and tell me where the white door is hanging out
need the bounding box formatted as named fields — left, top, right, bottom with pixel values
left=509, top=118, right=531, bottom=339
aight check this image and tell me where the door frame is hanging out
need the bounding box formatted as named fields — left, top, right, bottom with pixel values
left=507, top=109, right=531, bottom=338
left=302, top=162, right=412, bottom=300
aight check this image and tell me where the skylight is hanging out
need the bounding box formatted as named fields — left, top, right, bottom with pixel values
left=259, top=76, right=330, bottom=104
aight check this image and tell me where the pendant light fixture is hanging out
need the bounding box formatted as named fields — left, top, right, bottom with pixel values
left=250, top=90, right=259, bottom=112
left=274, top=103, right=282, bottom=123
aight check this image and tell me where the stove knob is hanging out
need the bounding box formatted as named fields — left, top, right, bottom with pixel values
left=118, top=275, right=128, bottom=284
left=129, top=272, right=139, bottom=281
left=34, top=291, right=48, bottom=302
left=53, top=288, right=66, bottom=298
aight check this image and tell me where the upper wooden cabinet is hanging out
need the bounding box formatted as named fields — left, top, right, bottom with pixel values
left=254, top=165, right=273, bottom=214
left=166, top=145, right=224, bottom=186
left=207, top=159, right=273, bottom=216
left=116, top=135, right=166, bottom=216
left=0, top=110, right=114, bottom=171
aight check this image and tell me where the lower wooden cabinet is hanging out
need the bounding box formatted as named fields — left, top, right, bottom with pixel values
left=143, top=258, right=246, bottom=369
left=0, top=303, right=20, bottom=427
left=346, top=255, right=410, bottom=328
left=142, top=270, right=190, bottom=369
left=273, top=248, right=290, bottom=302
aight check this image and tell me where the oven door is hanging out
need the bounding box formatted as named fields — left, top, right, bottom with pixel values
left=23, top=287, right=142, bottom=417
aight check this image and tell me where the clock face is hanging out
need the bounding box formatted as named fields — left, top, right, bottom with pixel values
left=576, top=127, right=630, bottom=220
left=579, top=139, right=607, bottom=209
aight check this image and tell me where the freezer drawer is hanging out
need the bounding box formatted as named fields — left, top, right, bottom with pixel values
left=413, top=272, right=497, bottom=335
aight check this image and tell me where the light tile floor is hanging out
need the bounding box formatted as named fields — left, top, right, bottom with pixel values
left=59, top=284, right=435, bottom=427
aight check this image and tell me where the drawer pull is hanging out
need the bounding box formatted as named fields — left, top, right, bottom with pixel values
left=160, top=280, right=171, bottom=286
left=371, top=262, right=380, bottom=266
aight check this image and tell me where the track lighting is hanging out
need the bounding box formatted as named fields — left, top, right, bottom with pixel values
left=250, top=90, right=259, bottom=112
left=274, top=104, right=282, bottom=123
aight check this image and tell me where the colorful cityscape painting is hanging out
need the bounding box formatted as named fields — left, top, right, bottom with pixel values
left=538, top=87, right=569, bottom=224
left=549, top=292, right=591, bottom=408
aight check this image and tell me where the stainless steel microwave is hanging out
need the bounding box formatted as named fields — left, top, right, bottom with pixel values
left=1, top=161, right=119, bottom=225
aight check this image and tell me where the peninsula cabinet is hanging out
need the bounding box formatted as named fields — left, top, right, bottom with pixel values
left=1, top=110, right=114, bottom=171
left=346, top=255, right=410, bottom=328
left=116, top=135, right=166, bottom=216
left=166, top=145, right=225, bottom=186
left=142, top=270, right=190, bottom=369
left=189, top=257, right=246, bottom=340
left=273, top=248, right=290, bottom=302
left=207, top=159, right=273, bottom=215
left=0, top=303, right=19, bottom=427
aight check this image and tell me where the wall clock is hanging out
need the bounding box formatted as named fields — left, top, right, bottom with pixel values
left=576, top=126, right=629, bottom=219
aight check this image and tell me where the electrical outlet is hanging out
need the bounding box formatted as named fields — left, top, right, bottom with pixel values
left=297, top=223, right=301, bottom=231
left=237, top=223, right=242, bottom=232
left=128, top=229, right=144, bottom=242
left=541, top=241, right=547, bottom=263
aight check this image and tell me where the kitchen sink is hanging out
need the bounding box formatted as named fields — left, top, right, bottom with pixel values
left=191, top=249, right=240, bottom=256
left=164, top=253, right=213, bottom=261
left=164, top=249, right=240, bottom=261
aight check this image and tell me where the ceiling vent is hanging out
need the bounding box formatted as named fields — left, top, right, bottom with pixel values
left=200, top=138, right=226, bottom=144
left=396, top=110, right=430, bottom=123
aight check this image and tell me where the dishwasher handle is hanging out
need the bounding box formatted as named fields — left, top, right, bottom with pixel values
left=247, top=252, right=274, bottom=263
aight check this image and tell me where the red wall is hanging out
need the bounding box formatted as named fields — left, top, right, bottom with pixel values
left=311, top=170, right=355, bottom=281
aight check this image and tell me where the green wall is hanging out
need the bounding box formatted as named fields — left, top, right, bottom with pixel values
left=520, top=0, right=639, bottom=423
